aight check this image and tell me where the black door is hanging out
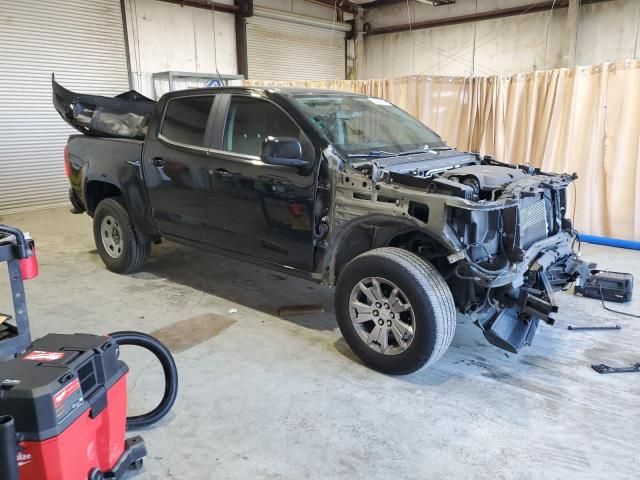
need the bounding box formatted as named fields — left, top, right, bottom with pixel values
left=143, top=94, right=218, bottom=242
left=204, top=94, right=317, bottom=272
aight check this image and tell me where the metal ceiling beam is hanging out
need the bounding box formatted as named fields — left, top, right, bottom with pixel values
left=153, top=0, right=359, bottom=17
left=363, top=0, right=454, bottom=7
left=153, top=0, right=238, bottom=15
left=365, top=0, right=612, bottom=36
left=305, top=0, right=360, bottom=15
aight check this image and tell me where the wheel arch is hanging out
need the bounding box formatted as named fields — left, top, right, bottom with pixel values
left=322, top=215, right=452, bottom=286
left=85, top=179, right=122, bottom=214
left=85, top=178, right=159, bottom=242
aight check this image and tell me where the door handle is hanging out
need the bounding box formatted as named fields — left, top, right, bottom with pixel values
left=213, top=168, right=232, bottom=179
left=152, top=157, right=166, bottom=167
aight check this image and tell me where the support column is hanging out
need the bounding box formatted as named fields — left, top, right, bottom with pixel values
left=565, top=0, right=579, bottom=67
left=354, top=7, right=365, bottom=79
left=234, top=0, right=252, bottom=78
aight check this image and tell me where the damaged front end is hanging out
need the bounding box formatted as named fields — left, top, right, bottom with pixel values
left=429, top=160, right=591, bottom=353
left=52, top=74, right=156, bottom=140
left=331, top=150, right=592, bottom=355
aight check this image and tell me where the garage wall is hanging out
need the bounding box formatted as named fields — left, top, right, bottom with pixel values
left=123, top=0, right=237, bottom=98
left=245, top=9, right=348, bottom=81
left=0, top=0, right=130, bottom=214
left=359, top=0, right=640, bottom=79
left=577, top=0, right=640, bottom=65
left=123, top=0, right=348, bottom=97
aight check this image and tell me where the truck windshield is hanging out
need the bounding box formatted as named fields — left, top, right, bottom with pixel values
left=293, top=94, right=446, bottom=158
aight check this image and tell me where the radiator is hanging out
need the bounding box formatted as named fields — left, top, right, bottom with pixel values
left=520, top=199, right=549, bottom=249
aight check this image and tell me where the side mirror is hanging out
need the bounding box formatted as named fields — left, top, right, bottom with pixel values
left=261, top=136, right=310, bottom=168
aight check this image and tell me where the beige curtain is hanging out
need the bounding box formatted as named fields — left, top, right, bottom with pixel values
left=245, top=60, right=640, bottom=240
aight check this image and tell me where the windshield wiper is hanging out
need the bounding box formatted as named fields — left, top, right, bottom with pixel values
left=345, top=150, right=397, bottom=158
left=346, top=145, right=453, bottom=159
left=395, top=146, right=452, bottom=156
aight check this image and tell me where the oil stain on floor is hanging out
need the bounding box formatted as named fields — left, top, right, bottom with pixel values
left=151, top=313, right=237, bottom=353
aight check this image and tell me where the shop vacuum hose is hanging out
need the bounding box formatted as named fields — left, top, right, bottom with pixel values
left=108, top=331, right=179, bottom=430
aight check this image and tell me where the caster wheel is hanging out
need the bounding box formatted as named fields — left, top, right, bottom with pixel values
left=88, top=469, right=105, bottom=480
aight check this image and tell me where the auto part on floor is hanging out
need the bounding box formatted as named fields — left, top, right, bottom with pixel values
left=574, top=270, right=640, bottom=319
left=592, top=363, right=640, bottom=374
left=0, top=226, right=178, bottom=479
left=567, top=325, right=621, bottom=331
left=574, top=270, right=634, bottom=303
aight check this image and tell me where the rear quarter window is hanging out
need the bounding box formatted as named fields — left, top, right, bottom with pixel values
left=161, top=96, right=215, bottom=147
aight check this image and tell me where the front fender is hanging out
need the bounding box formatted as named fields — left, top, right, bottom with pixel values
left=322, top=214, right=456, bottom=285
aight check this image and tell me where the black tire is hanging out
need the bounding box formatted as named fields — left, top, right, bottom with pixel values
left=335, top=247, right=456, bottom=375
left=93, top=197, right=150, bottom=274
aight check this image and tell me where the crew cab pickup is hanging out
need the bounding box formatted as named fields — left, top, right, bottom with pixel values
left=53, top=76, right=589, bottom=374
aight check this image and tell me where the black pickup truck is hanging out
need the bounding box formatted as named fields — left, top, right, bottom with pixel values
left=53, top=76, right=589, bottom=374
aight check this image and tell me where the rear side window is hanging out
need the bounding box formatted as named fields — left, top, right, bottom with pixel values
left=161, top=96, right=215, bottom=147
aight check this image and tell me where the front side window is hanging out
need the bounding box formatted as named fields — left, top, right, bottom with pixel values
left=161, top=95, right=215, bottom=147
left=293, top=95, right=446, bottom=157
left=223, top=96, right=312, bottom=159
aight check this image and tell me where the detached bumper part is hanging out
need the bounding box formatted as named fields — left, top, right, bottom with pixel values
left=475, top=289, right=554, bottom=354
left=478, top=309, right=539, bottom=354
left=476, top=252, right=589, bottom=353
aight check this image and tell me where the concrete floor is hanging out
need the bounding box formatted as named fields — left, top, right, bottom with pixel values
left=1, top=206, right=639, bottom=480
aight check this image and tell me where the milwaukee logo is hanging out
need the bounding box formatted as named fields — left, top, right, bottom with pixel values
left=17, top=452, right=32, bottom=468
left=53, top=378, right=80, bottom=407
left=23, top=350, right=65, bottom=362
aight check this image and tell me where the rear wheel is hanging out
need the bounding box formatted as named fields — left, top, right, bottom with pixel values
left=335, top=247, right=456, bottom=374
left=93, top=197, right=150, bottom=274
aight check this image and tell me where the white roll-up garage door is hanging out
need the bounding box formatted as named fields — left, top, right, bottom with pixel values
left=246, top=8, right=347, bottom=81
left=0, top=0, right=130, bottom=214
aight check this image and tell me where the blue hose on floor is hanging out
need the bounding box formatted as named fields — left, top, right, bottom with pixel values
left=578, top=234, right=640, bottom=251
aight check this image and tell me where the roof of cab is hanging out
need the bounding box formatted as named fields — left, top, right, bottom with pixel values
left=161, top=85, right=367, bottom=99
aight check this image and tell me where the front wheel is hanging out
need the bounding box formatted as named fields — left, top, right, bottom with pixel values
left=93, top=197, right=150, bottom=274
left=335, top=247, right=456, bottom=374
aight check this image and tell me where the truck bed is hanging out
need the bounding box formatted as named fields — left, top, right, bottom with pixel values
left=67, top=135, right=144, bottom=198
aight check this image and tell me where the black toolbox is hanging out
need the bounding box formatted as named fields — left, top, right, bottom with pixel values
left=574, top=270, right=634, bottom=303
